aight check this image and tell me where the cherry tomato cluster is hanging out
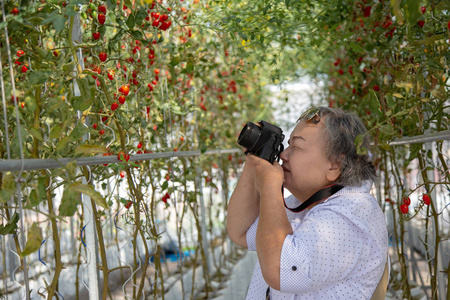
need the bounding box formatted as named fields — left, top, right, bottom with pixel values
left=125, top=200, right=133, bottom=209
left=400, top=196, right=411, bottom=215
left=162, top=192, right=170, bottom=203
left=118, top=151, right=131, bottom=162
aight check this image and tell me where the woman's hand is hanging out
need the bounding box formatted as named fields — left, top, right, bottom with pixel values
left=245, top=154, right=284, bottom=194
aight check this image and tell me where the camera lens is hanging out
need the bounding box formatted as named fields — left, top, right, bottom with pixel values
left=237, top=122, right=261, bottom=151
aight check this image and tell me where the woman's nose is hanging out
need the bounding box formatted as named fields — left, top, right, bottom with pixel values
left=280, top=148, right=288, bottom=161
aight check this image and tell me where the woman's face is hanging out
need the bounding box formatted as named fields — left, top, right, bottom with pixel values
left=280, top=120, right=340, bottom=202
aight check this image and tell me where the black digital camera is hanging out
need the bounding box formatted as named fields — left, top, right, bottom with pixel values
left=237, top=120, right=284, bottom=164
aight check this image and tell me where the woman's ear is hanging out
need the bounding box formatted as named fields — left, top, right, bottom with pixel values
left=326, top=161, right=341, bottom=182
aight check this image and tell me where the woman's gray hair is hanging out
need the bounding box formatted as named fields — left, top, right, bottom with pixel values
left=300, top=106, right=376, bottom=186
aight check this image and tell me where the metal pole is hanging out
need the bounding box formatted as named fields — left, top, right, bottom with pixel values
left=1, top=236, right=8, bottom=300
left=421, top=109, right=442, bottom=299
left=70, top=10, right=101, bottom=299
left=82, top=191, right=100, bottom=300
left=437, top=240, right=448, bottom=300
left=196, top=166, right=210, bottom=274
left=0, top=149, right=242, bottom=172
left=388, top=130, right=450, bottom=146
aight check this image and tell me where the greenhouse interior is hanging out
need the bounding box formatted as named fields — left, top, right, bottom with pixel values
left=0, top=0, right=449, bottom=299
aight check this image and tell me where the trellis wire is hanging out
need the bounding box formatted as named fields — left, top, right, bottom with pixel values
left=1, top=0, right=30, bottom=298
left=0, top=6, right=10, bottom=298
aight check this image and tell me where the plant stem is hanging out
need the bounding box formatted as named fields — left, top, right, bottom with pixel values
left=418, top=152, right=440, bottom=299
left=148, top=169, right=164, bottom=299
left=75, top=213, right=84, bottom=300
left=32, top=86, right=41, bottom=158
left=45, top=175, right=63, bottom=300
left=81, top=166, right=110, bottom=300
left=389, top=150, right=411, bottom=298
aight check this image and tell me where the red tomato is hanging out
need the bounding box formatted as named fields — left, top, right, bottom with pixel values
left=99, top=51, right=107, bottom=62
left=400, top=204, right=409, bottom=214
left=98, top=13, right=106, bottom=25
left=125, top=200, right=133, bottom=209
left=403, top=197, right=411, bottom=206
left=98, top=5, right=106, bottom=13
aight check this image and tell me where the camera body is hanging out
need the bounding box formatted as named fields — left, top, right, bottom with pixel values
left=237, top=120, right=284, bottom=164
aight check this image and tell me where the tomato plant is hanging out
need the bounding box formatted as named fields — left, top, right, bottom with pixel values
left=1, top=0, right=449, bottom=299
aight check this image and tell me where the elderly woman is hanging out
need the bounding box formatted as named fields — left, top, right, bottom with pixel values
left=227, top=107, right=388, bottom=299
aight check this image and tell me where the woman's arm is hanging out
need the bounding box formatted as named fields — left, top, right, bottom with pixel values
left=226, top=159, right=260, bottom=248
left=250, top=155, right=292, bottom=290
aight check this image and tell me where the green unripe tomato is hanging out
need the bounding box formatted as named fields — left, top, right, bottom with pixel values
left=91, top=11, right=98, bottom=19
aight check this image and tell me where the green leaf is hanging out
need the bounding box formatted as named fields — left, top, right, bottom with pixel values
left=368, top=90, right=382, bottom=116
left=354, top=134, right=368, bottom=155
left=28, top=189, right=40, bottom=207
left=10, top=127, right=27, bottom=159
left=56, top=136, right=71, bottom=154
left=27, top=16, right=45, bottom=25
left=53, top=16, right=66, bottom=32
left=42, top=15, right=66, bottom=32
left=386, top=94, right=396, bottom=109
left=407, top=143, right=422, bottom=163
left=435, top=2, right=450, bottom=10
left=24, top=95, right=36, bottom=113
left=62, top=60, right=77, bottom=73
left=130, top=30, right=143, bottom=40
left=28, top=70, right=52, bottom=85
left=69, top=124, right=90, bottom=141
left=50, top=124, right=64, bottom=139
left=105, top=0, right=116, bottom=10
left=20, top=222, right=43, bottom=257
left=130, top=161, right=140, bottom=168
left=161, top=180, right=168, bottom=191
left=0, top=213, right=19, bottom=235
left=126, top=13, right=135, bottom=29
left=71, top=183, right=108, bottom=209
left=426, top=58, right=444, bottom=71
left=379, top=123, right=395, bottom=136
left=74, top=77, right=92, bottom=111
left=348, top=42, right=365, bottom=54
left=238, top=32, right=248, bottom=41
left=0, top=172, right=16, bottom=203
left=109, top=29, right=124, bottom=47
left=28, top=128, right=43, bottom=142
left=38, top=177, right=47, bottom=202
left=135, top=8, right=147, bottom=26
left=185, top=62, right=194, bottom=73
left=74, top=144, right=108, bottom=156
left=65, top=161, right=78, bottom=179
left=201, top=144, right=207, bottom=154
left=123, top=0, right=132, bottom=10
left=60, top=183, right=81, bottom=217
left=412, top=34, right=445, bottom=46
left=169, top=57, right=180, bottom=67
